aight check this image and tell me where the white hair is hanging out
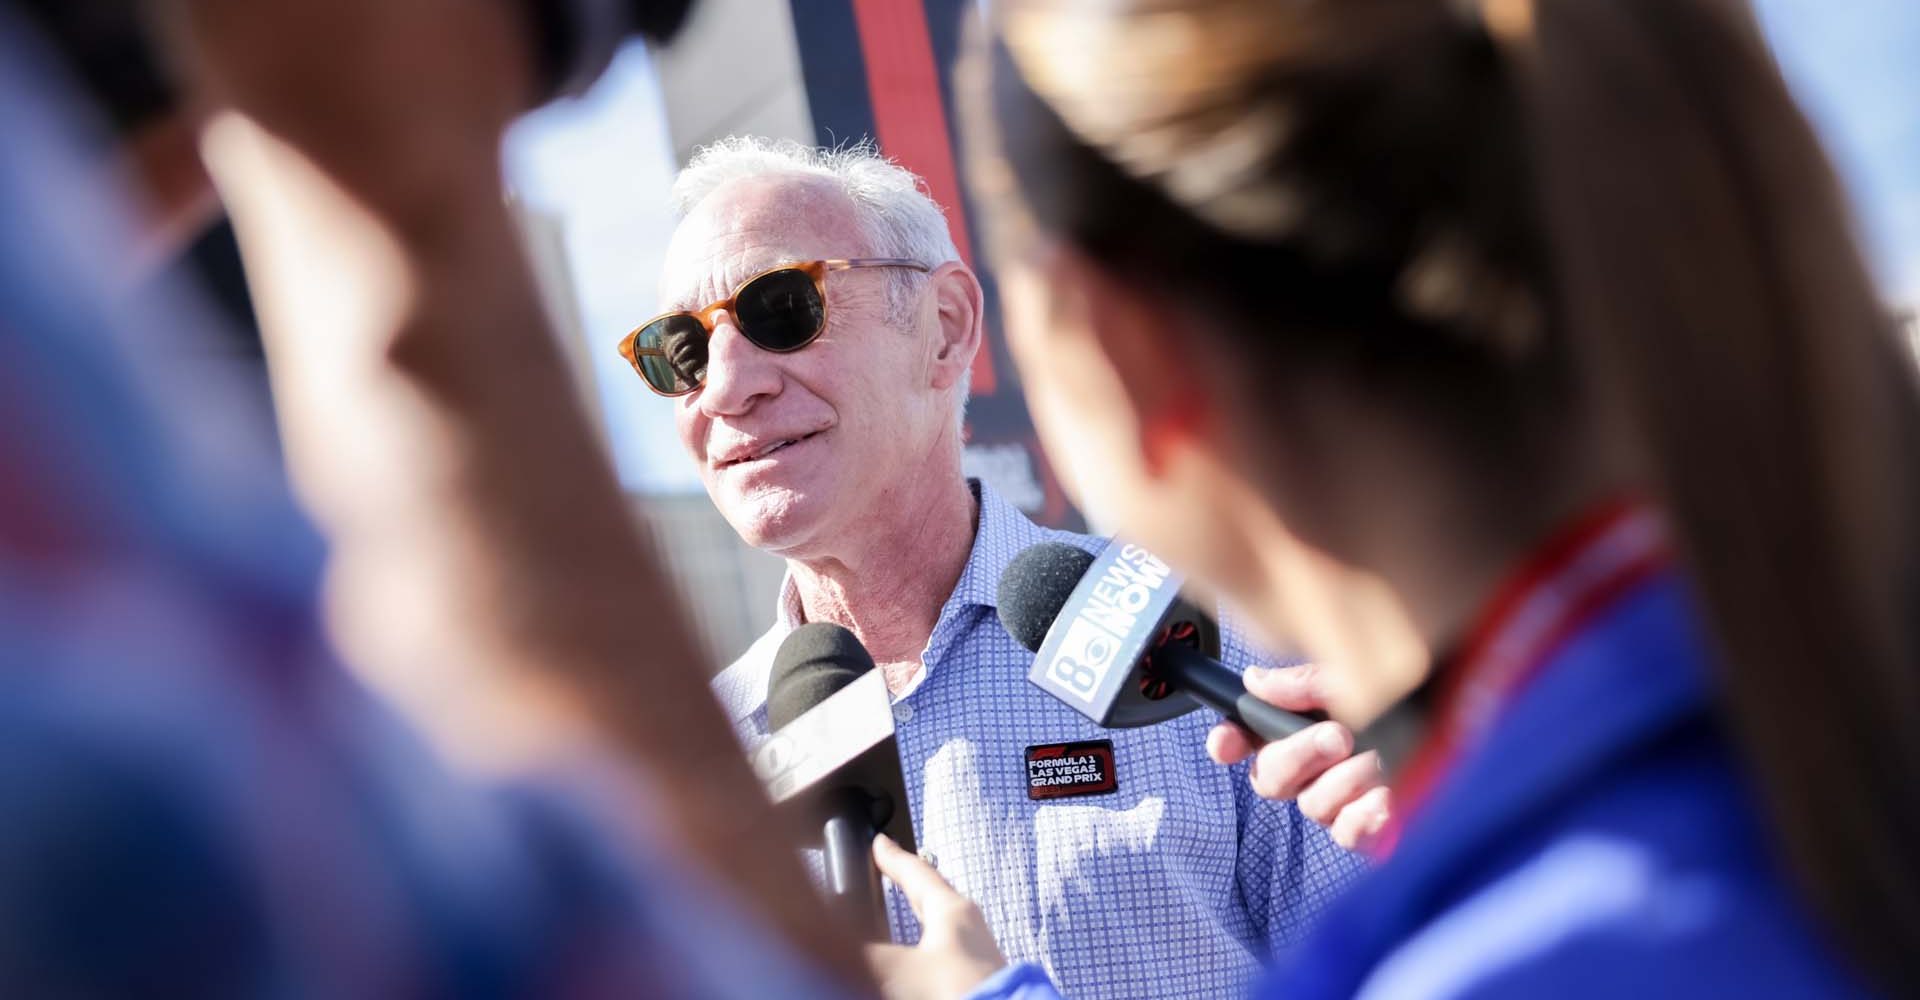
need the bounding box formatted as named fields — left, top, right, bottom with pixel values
left=671, top=136, right=971, bottom=426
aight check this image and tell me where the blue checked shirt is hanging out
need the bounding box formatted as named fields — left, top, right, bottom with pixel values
left=714, top=483, right=1368, bottom=1000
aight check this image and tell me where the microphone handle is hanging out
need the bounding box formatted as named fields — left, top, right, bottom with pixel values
left=1153, top=643, right=1321, bottom=745
left=821, top=787, right=888, bottom=941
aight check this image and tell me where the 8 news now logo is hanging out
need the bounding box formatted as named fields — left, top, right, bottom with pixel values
left=1041, top=544, right=1174, bottom=705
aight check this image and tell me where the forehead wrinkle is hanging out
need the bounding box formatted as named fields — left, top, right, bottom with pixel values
left=658, top=175, right=875, bottom=312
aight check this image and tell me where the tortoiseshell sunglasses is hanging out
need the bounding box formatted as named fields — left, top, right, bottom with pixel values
left=617, top=258, right=930, bottom=396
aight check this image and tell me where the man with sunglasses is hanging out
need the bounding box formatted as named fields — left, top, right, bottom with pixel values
left=639, top=136, right=1369, bottom=1000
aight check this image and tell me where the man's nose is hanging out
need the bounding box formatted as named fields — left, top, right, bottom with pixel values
left=698, top=311, right=781, bottom=416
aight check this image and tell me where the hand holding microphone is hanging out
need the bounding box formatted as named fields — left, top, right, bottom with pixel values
left=995, top=540, right=1325, bottom=741
left=998, top=540, right=1390, bottom=850
left=1205, top=664, right=1391, bottom=852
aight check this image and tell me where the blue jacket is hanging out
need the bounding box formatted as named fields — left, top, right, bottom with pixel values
left=1265, top=572, right=1867, bottom=998
left=971, top=573, right=1870, bottom=998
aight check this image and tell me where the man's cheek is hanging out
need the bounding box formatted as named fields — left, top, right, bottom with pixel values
left=675, top=409, right=706, bottom=464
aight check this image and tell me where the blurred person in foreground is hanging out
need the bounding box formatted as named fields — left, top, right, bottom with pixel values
left=0, top=0, right=871, bottom=993
left=867, top=0, right=1920, bottom=996
left=629, top=137, right=1366, bottom=1000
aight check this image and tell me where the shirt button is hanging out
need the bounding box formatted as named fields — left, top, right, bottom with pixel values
left=892, top=702, right=915, bottom=724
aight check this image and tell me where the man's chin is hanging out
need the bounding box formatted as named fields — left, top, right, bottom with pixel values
left=716, top=489, right=827, bottom=554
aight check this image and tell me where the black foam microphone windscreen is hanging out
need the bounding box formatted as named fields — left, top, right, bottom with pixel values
left=767, top=622, right=878, bottom=731
left=996, top=541, right=1097, bottom=653
left=761, top=621, right=897, bottom=939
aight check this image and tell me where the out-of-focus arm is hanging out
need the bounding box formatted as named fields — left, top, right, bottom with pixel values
left=961, top=964, right=1063, bottom=1000
left=163, top=0, right=866, bottom=987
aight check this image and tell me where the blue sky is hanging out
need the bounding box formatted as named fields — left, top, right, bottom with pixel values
left=505, top=47, right=695, bottom=492
left=1752, top=0, right=1920, bottom=302
left=506, top=3, right=1920, bottom=493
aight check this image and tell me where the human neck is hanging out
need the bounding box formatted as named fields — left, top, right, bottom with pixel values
left=787, top=470, right=979, bottom=690
left=1229, top=414, right=1626, bottom=725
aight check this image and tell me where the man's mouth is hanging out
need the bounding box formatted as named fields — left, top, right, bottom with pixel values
left=716, top=430, right=822, bottom=469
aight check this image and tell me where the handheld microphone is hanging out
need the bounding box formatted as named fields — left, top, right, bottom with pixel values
left=755, top=623, right=912, bottom=940
left=997, top=541, right=1322, bottom=744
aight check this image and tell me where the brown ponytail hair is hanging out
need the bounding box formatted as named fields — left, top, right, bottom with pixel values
left=1524, top=0, right=1920, bottom=982
left=964, top=0, right=1920, bottom=985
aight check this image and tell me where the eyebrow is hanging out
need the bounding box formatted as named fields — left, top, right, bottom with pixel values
left=659, top=285, right=709, bottom=317
left=665, top=259, right=786, bottom=314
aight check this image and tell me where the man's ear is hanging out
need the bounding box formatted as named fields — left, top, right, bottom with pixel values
left=927, top=262, right=985, bottom=392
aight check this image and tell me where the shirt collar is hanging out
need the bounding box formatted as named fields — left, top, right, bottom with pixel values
left=952, top=479, right=1055, bottom=612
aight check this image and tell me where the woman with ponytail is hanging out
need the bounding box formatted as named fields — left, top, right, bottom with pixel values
left=866, top=0, right=1920, bottom=996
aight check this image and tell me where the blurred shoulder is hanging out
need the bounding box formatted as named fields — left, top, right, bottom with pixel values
left=0, top=674, right=274, bottom=993
left=1361, top=832, right=1865, bottom=999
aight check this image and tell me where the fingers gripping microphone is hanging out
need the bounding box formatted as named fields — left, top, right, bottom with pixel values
left=998, top=541, right=1320, bottom=743
left=757, top=623, right=912, bottom=940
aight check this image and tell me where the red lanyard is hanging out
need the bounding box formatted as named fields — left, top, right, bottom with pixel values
left=1370, top=499, right=1671, bottom=859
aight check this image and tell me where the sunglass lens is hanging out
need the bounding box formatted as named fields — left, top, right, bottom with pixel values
left=636, top=314, right=708, bottom=394
left=735, top=268, right=825, bottom=351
